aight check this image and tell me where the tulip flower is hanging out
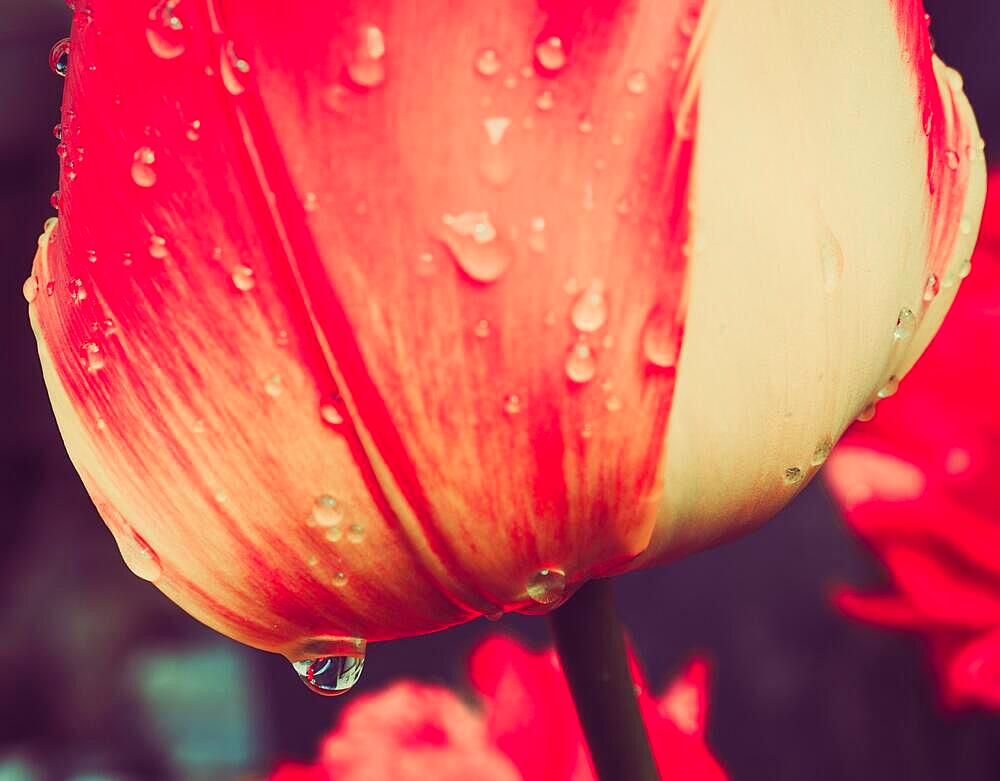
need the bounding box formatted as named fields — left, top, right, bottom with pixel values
left=825, top=170, right=1000, bottom=710
left=266, top=635, right=726, bottom=780
left=27, top=0, right=986, bottom=705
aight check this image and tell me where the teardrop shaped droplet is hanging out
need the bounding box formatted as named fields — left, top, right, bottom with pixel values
left=480, top=116, right=513, bottom=187
left=145, top=0, right=186, bottom=59
left=877, top=376, right=900, bottom=399
left=642, top=305, right=680, bottom=370
left=565, top=338, right=596, bottom=384
left=858, top=402, right=877, bottom=422
left=220, top=40, right=251, bottom=95
left=131, top=146, right=157, bottom=188
left=115, top=525, right=163, bottom=582
left=893, top=308, right=916, bottom=340
left=49, top=38, right=71, bottom=77
left=570, top=281, right=608, bottom=332
left=922, top=273, right=940, bottom=302
left=292, top=649, right=366, bottom=697
left=442, top=211, right=512, bottom=283
left=526, top=568, right=566, bottom=605
left=320, top=394, right=346, bottom=426
left=346, top=24, right=386, bottom=88
left=535, top=36, right=567, bottom=73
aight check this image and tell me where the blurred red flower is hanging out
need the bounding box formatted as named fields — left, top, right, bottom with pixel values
left=267, top=636, right=726, bottom=780
left=825, top=170, right=1000, bottom=710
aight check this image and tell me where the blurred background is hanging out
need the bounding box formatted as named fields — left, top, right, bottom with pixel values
left=2, top=1, right=999, bottom=779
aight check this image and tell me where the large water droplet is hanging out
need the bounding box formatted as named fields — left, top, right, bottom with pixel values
left=565, top=338, right=596, bottom=384
left=893, top=308, right=916, bottom=340
left=858, top=402, right=877, bottom=422
left=877, top=376, right=900, bottom=399
left=292, top=648, right=366, bottom=697
left=535, top=36, right=567, bottom=72
left=131, top=146, right=157, bottom=188
left=811, top=439, right=832, bottom=466
left=22, top=276, right=39, bottom=303
left=642, top=305, right=680, bottom=370
left=526, top=568, right=566, bottom=605
left=346, top=24, right=386, bottom=88
left=570, top=281, right=608, bottom=332
left=50, top=38, right=71, bottom=77
left=442, top=211, right=511, bottom=283
left=782, top=466, right=804, bottom=486
left=146, top=0, right=186, bottom=59
left=220, top=40, right=251, bottom=95
left=922, top=273, right=940, bottom=302
left=148, top=235, right=169, bottom=259
left=231, top=264, right=255, bottom=291
left=115, top=525, right=163, bottom=582
left=475, top=48, right=501, bottom=77
left=320, top=394, right=346, bottom=426
left=313, top=494, right=343, bottom=527
left=945, top=149, right=960, bottom=171
left=820, top=234, right=844, bottom=293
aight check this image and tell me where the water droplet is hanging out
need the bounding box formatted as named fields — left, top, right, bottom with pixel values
left=85, top=249, right=97, bottom=263
left=858, top=402, right=877, bottom=422
left=578, top=115, right=594, bottom=134
left=122, top=252, right=134, bottom=267
left=480, top=116, right=513, bottom=186
left=220, top=40, right=250, bottom=95
left=22, top=276, right=39, bottom=303
left=877, top=376, right=899, bottom=399
left=313, top=494, right=343, bottom=527
left=535, top=90, right=555, bottom=111
left=115, top=525, right=163, bottom=582
left=526, top=568, right=566, bottom=605
left=302, top=192, right=319, bottom=212
left=922, top=273, right=940, bottom=302
left=442, top=211, right=511, bottom=283
left=565, top=338, right=596, bottom=384
left=292, top=651, right=365, bottom=697
left=45, top=281, right=56, bottom=297
left=958, top=257, right=972, bottom=279
left=231, top=264, right=255, bottom=291
left=945, top=149, right=960, bottom=170
left=782, top=466, right=804, bottom=486
left=148, top=235, right=169, bottom=259
left=811, top=439, right=832, bottom=466
left=642, top=305, right=680, bottom=370
left=56, top=142, right=69, bottom=160
left=332, top=571, right=349, bottom=588
left=69, top=277, right=87, bottom=303
left=527, top=216, right=547, bottom=253
left=475, top=48, right=501, bottom=77
left=264, top=374, right=283, bottom=397
left=146, top=0, right=186, bottom=59
left=571, top=282, right=608, bottom=332
left=320, top=394, right=345, bottom=426
left=346, top=24, right=386, bottom=88
left=893, top=308, right=916, bottom=340
left=820, top=234, right=844, bottom=293
left=580, top=423, right=594, bottom=440
left=679, top=9, right=700, bottom=37
left=625, top=70, right=649, bottom=95
left=473, top=319, right=491, bottom=338
left=50, top=38, right=71, bottom=77
left=504, top=393, right=522, bottom=415
left=186, top=119, right=201, bottom=141
left=131, top=146, right=157, bottom=188
left=605, top=394, right=622, bottom=412
left=959, top=216, right=973, bottom=236
left=325, top=526, right=343, bottom=542
left=53, top=123, right=62, bottom=140
left=346, top=523, right=365, bottom=544
left=50, top=191, right=60, bottom=210
left=81, top=341, right=105, bottom=372
left=535, top=36, right=567, bottom=72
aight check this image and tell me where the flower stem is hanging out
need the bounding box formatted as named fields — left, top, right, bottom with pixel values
left=549, top=578, right=660, bottom=781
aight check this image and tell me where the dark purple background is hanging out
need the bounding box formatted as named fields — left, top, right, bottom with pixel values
left=2, top=1, right=999, bottom=779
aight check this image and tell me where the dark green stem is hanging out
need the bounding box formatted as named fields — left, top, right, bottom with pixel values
left=549, top=578, right=660, bottom=781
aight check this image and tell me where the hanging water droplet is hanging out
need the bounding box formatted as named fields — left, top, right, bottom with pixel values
left=50, top=190, right=60, bottom=210
left=346, top=24, right=386, bottom=88
left=565, top=338, right=596, bottom=384
left=535, top=36, right=567, bottom=72
left=625, top=70, right=649, bottom=95
left=22, top=276, right=39, bottom=303
left=146, top=0, right=186, bottom=59
left=220, top=40, right=251, bottom=95
left=811, top=439, right=832, bottom=466
left=782, top=466, right=804, bottom=486
left=858, top=402, right=877, bottom=422
left=81, top=341, right=105, bottom=372
left=231, top=264, right=255, bottom=291
left=571, top=281, right=608, bottom=332
left=131, top=146, right=157, bottom=188
left=526, top=568, right=566, bottom=605
left=475, top=48, right=501, bottom=77
left=473, top=319, right=491, bottom=338
left=535, top=89, right=555, bottom=111
left=346, top=523, right=365, bottom=544
left=264, top=373, right=283, bottom=397
left=605, top=394, right=622, bottom=412
left=958, top=257, right=972, bottom=279
left=893, top=308, right=916, bottom=340
left=148, top=235, right=169, bottom=259
left=442, top=211, right=512, bottom=283
left=86, top=249, right=97, bottom=263
left=922, top=273, right=940, bottom=302
left=642, top=305, right=680, bottom=370
left=877, top=376, right=900, bottom=399
left=820, top=234, right=844, bottom=293
left=186, top=119, right=201, bottom=141
left=115, top=525, right=163, bottom=582
left=332, top=570, right=349, bottom=588
left=313, top=494, right=343, bottom=527
left=320, top=394, right=345, bottom=426
left=53, top=123, right=63, bottom=140
left=292, top=651, right=365, bottom=697
left=503, top=393, right=522, bottom=415
left=49, top=38, right=71, bottom=77
left=480, top=116, right=513, bottom=186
